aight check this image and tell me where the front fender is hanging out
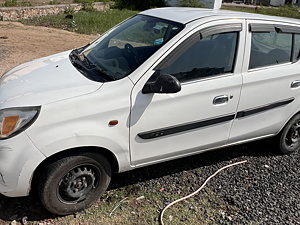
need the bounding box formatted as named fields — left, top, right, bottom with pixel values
left=35, top=134, right=132, bottom=172
left=25, top=83, right=134, bottom=172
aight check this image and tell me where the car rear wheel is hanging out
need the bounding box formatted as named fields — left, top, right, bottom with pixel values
left=38, top=152, right=111, bottom=215
left=279, top=114, right=300, bottom=154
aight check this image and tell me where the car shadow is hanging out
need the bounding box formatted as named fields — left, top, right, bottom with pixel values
left=0, top=138, right=278, bottom=223
left=108, top=137, right=278, bottom=190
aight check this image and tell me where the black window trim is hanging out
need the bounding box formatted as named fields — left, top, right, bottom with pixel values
left=249, top=23, right=300, bottom=34
left=201, top=23, right=242, bottom=38
left=293, top=33, right=300, bottom=62
left=154, top=23, right=242, bottom=77
left=292, top=33, right=296, bottom=62
left=155, top=32, right=200, bottom=70
left=249, top=23, right=300, bottom=69
left=276, top=25, right=300, bottom=34
left=249, top=23, right=275, bottom=33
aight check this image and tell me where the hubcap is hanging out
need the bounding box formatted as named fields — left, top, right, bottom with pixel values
left=58, top=165, right=99, bottom=204
left=285, top=120, right=300, bottom=148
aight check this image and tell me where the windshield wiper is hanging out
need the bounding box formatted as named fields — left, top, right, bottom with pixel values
left=93, top=67, right=116, bottom=81
left=70, top=50, right=93, bottom=68
left=70, top=50, right=116, bottom=82
left=81, top=53, right=94, bottom=68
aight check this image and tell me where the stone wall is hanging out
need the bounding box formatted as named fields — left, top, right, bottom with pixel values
left=0, top=2, right=110, bottom=21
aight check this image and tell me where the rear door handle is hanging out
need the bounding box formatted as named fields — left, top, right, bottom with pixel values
left=213, top=95, right=229, bottom=105
left=291, top=80, right=300, bottom=89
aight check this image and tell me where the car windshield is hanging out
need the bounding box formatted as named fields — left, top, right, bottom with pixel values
left=70, top=15, right=184, bottom=82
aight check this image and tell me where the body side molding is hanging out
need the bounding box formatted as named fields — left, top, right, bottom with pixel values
left=138, top=98, right=295, bottom=140
left=236, top=98, right=294, bottom=119
left=138, top=114, right=235, bottom=140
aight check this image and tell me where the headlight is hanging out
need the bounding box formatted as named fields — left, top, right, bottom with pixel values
left=0, top=106, right=40, bottom=140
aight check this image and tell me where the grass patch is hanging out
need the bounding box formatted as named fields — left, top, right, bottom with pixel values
left=20, top=9, right=139, bottom=35
left=20, top=5, right=300, bottom=36
left=46, top=174, right=232, bottom=225
left=1, top=0, right=33, bottom=6
left=222, top=5, right=300, bottom=20
left=180, top=0, right=204, bottom=8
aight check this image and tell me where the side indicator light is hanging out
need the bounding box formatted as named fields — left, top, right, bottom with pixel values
left=109, top=120, right=119, bottom=126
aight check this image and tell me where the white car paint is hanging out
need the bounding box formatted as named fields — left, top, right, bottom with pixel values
left=0, top=8, right=300, bottom=201
left=0, top=51, right=101, bottom=108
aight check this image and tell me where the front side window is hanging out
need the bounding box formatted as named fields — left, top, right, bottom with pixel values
left=249, top=32, right=292, bottom=69
left=70, top=15, right=184, bottom=82
left=158, top=32, right=239, bottom=83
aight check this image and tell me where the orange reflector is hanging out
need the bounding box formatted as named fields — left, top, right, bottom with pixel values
left=109, top=120, right=118, bottom=126
left=1, top=116, right=19, bottom=135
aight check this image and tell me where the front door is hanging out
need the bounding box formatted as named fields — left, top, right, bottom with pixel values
left=130, top=21, right=245, bottom=166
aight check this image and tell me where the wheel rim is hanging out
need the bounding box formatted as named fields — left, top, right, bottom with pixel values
left=285, top=120, right=300, bottom=148
left=57, top=165, right=100, bottom=204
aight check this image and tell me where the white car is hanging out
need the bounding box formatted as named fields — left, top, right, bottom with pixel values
left=1, top=7, right=300, bottom=215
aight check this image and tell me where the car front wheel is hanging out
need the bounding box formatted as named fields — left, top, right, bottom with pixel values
left=279, top=114, right=300, bottom=154
left=38, top=152, right=111, bottom=215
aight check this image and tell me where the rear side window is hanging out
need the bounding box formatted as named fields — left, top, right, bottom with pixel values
left=294, top=34, right=300, bottom=60
left=249, top=24, right=300, bottom=69
left=249, top=32, right=292, bottom=69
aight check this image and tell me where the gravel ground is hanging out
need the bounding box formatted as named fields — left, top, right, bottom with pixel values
left=0, top=139, right=299, bottom=224
left=0, top=22, right=299, bottom=225
left=203, top=141, right=300, bottom=225
left=110, top=138, right=300, bottom=224
left=211, top=145, right=300, bottom=224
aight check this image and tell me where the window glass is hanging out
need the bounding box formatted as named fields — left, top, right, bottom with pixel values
left=160, top=32, right=238, bottom=82
left=80, top=15, right=184, bottom=82
left=293, top=34, right=300, bottom=61
left=249, top=32, right=292, bottom=69
left=109, top=21, right=172, bottom=48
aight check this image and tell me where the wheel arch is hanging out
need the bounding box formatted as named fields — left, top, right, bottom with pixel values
left=277, top=110, right=300, bottom=135
left=277, top=110, right=300, bottom=154
left=30, top=146, right=119, bottom=196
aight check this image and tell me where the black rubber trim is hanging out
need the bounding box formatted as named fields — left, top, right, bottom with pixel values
left=249, top=24, right=275, bottom=33
left=276, top=25, right=300, bottom=34
left=201, top=23, right=242, bottom=38
left=249, top=24, right=300, bottom=34
left=138, top=114, right=235, bottom=140
left=155, top=32, right=200, bottom=70
left=236, top=98, right=294, bottom=119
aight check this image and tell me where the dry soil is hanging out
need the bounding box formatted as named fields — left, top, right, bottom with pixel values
left=0, top=21, right=96, bottom=75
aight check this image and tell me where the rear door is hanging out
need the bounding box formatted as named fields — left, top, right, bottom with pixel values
left=129, top=20, right=246, bottom=166
left=229, top=20, right=300, bottom=143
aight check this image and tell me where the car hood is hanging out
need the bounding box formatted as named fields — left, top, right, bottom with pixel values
left=0, top=51, right=102, bottom=108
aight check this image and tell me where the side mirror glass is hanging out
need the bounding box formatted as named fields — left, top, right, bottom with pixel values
left=142, top=74, right=181, bottom=94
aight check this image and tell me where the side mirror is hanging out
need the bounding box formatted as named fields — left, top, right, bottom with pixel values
left=142, top=74, right=181, bottom=94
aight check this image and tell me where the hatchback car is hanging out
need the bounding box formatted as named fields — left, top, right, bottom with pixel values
left=1, top=7, right=300, bottom=215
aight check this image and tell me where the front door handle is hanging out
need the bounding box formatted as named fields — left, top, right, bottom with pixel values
left=291, top=80, right=300, bottom=89
left=213, top=95, right=229, bottom=105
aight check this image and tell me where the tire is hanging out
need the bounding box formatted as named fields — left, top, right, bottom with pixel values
left=38, top=152, right=111, bottom=215
left=279, top=114, right=300, bottom=154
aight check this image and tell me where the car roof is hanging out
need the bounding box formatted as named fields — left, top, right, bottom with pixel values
left=139, top=7, right=300, bottom=25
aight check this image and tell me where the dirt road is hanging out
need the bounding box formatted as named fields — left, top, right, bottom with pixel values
left=0, top=21, right=96, bottom=75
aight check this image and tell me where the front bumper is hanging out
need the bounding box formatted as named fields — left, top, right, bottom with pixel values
left=0, top=132, right=45, bottom=197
